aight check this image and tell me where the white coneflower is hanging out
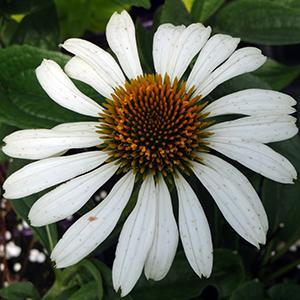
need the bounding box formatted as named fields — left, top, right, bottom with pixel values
left=2, top=10, right=298, bottom=296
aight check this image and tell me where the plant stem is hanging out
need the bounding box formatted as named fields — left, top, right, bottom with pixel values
left=265, top=258, right=300, bottom=282
left=46, top=225, right=54, bottom=252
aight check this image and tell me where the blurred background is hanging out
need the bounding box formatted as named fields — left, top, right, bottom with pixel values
left=0, top=0, right=300, bottom=299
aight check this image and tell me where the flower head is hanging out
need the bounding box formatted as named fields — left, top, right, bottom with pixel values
left=99, top=73, right=212, bottom=176
left=2, top=10, right=298, bottom=296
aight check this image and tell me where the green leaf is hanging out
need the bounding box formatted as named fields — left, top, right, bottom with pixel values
left=271, top=135, right=300, bottom=173
left=42, top=268, right=80, bottom=300
left=54, top=0, right=93, bottom=39
left=263, top=177, right=300, bottom=242
left=43, top=286, right=79, bottom=300
left=209, top=249, right=246, bottom=297
left=230, top=280, right=266, bottom=300
left=182, top=0, right=194, bottom=11
left=90, top=259, right=133, bottom=300
left=0, top=282, right=40, bottom=300
left=268, top=283, right=300, bottom=300
left=214, top=0, right=300, bottom=45
left=8, top=158, right=58, bottom=252
left=132, top=249, right=245, bottom=300
left=11, top=0, right=59, bottom=49
left=262, top=136, right=300, bottom=244
left=77, top=260, right=104, bottom=300
left=45, top=260, right=127, bottom=300
left=0, top=0, right=45, bottom=14
left=55, top=1, right=150, bottom=40
left=119, top=0, right=150, bottom=8
left=269, top=0, right=300, bottom=9
left=0, top=148, right=7, bottom=163
left=69, top=282, right=99, bottom=300
left=136, top=19, right=155, bottom=73
left=160, top=0, right=193, bottom=25
left=253, top=59, right=300, bottom=91
left=0, top=45, right=94, bottom=129
left=191, top=0, right=224, bottom=22
left=0, top=17, right=19, bottom=47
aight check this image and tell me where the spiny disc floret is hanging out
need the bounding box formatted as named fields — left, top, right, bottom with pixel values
left=98, top=74, right=211, bottom=176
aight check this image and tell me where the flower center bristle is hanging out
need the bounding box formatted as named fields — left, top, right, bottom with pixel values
left=98, top=74, right=212, bottom=176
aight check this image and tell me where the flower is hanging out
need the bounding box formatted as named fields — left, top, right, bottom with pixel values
left=2, top=10, right=298, bottom=296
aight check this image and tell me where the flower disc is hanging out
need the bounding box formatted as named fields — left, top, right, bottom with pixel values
left=99, top=74, right=212, bottom=176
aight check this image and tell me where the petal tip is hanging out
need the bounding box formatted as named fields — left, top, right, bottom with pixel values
left=234, top=37, right=241, bottom=44
left=28, top=220, right=41, bottom=227
left=113, top=283, right=120, bottom=294
left=28, top=212, right=44, bottom=228
left=121, top=10, right=129, bottom=16
left=258, top=55, right=267, bottom=67
left=2, top=191, right=17, bottom=200
left=1, top=145, right=9, bottom=156
left=2, top=134, right=9, bottom=143
left=41, top=58, right=52, bottom=65
left=202, top=270, right=212, bottom=279
left=120, top=286, right=131, bottom=297
left=54, top=262, right=65, bottom=269
left=205, top=25, right=212, bottom=34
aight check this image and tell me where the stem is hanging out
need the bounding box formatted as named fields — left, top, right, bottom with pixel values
left=260, top=239, right=275, bottom=267
left=265, top=258, right=300, bottom=282
left=258, top=223, right=285, bottom=267
left=46, top=225, right=54, bottom=252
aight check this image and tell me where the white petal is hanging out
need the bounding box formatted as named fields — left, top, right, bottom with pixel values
left=48, top=122, right=100, bottom=157
left=203, top=89, right=297, bottom=117
left=29, top=162, right=119, bottom=227
left=65, top=56, right=114, bottom=99
left=199, top=153, right=268, bottom=233
left=106, top=10, right=143, bottom=79
left=192, top=160, right=266, bottom=247
left=208, top=115, right=297, bottom=143
left=61, top=38, right=125, bottom=89
left=113, top=176, right=156, bottom=296
left=50, top=171, right=135, bottom=267
left=36, top=59, right=102, bottom=117
left=208, top=140, right=297, bottom=183
left=153, top=24, right=184, bottom=79
left=3, top=151, right=108, bottom=199
left=195, top=47, right=266, bottom=98
left=174, top=173, right=213, bottom=278
left=153, top=23, right=211, bottom=82
left=187, top=34, right=240, bottom=90
left=52, top=122, right=99, bottom=132
left=144, top=176, right=179, bottom=281
left=2, top=127, right=100, bottom=160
